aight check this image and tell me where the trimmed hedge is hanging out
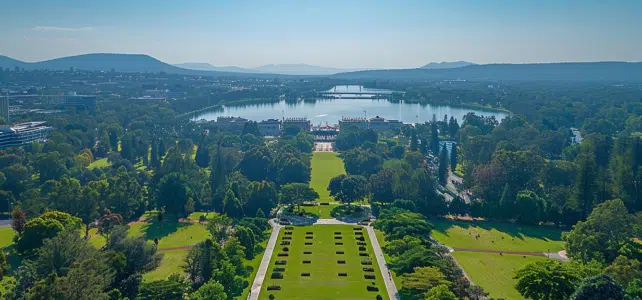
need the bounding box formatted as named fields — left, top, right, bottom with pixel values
left=277, top=253, right=289, bottom=257
left=364, top=274, right=376, bottom=280
left=366, top=286, right=379, bottom=292
left=284, top=226, right=294, bottom=230
left=305, top=242, right=312, bottom=245
left=305, top=236, right=313, bottom=239
left=357, top=242, right=367, bottom=246
left=320, top=202, right=330, bottom=205
left=267, top=285, right=281, bottom=291
left=306, top=232, right=313, bottom=234
left=359, top=252, right=369, bottom=257
left=356, top=236, right=365, bottom=241
left=362, top=268, right=374, bottom=272
left=274, top=267, right=286, bottom=272
left=355, top=232, right=363, bottom=235
left=353, top=227, right=362, bottom=231
left=337, top=260, right=346, bottom=264
left=361, top=260, right=372, bottom=265
left=301, top=272, right=310, bottom=276
left=275, top=260, right=287, bottom=265
left=338, top=273, right=348, bottom=276
left=302, top=260, right=311, bottom=264
left=283, top=237, right=292, bottom=240
left=283, top=247, right=289, bottom=252
left=334, top=232, right=341, bottom=234
left=280, top=241, right=290, bottom=246
left=336, top=251, right=344, bottom=254
left=334, top=236, right=342, bottom=240
left=335, top=242, right=343, bottom=245
left=303, top=251, right=312, bottom=254
left=271, top=272, right=284, bottom=279
left=284, top=231, right=293, bottom=235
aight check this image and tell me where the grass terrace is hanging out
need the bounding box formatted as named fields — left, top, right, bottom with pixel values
left=431, top=219, right=565, bottom=252
left=260, top=224, right=388, bottom=300
left=310, top=152, right=345, bottom=203
left=452, top=252, right=548, bottom=300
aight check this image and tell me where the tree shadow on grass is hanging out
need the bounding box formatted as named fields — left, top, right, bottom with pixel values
left=330, top=204, right=371, bottom=223
left=430, top=218, right=563, bottom=242
left=141, top=221, right=190, bottom=241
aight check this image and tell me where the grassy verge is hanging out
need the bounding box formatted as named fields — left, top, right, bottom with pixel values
left=431, top=219, right=565, bottom=252
left=310, top=152, right=345, bottom=203
left=143, top=250, right=189, bottom=282
left=259, top=224, right=389, bottom=300
left=238, top=231, right=271, bottom=299
left=0, top=228, right=15, bottom=249
left=374, top=229, right=402, bottom=289
left=452, top=252, right=547, bottom=300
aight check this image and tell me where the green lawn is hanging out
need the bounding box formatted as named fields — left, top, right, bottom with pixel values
left=431, top=219, right=565, bottom=252
left=87, top=157, right=112, bottom=169
left=128, top=221, right=210, bottom=249
left=0, top=227, right=15, bottom=249
left=452, top=252, right=547, bottom=300
left=310, top=152, right=345, bottom=203
left=143, top=250, right=189, bottom=282
left=87, top=228, right=106, bottom=249
left=259, top=225, right=388, bottom=300
left=186, top=211, right=218, bottom=221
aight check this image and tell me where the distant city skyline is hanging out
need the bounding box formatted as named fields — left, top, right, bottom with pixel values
left=1, top=0, right=641, bottom=68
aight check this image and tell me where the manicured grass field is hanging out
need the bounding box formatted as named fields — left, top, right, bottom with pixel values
left=143, top=249, right=189, bottom=282
left=186, top=211, right=218, bottom=221
left=87, top=157, right=112, bottom=169
left=259, top=225, right=388, bottom=300
left=310, top=152, right=345, bottom=203
left=431, top=219, right=565, bottom=252
left=0, top=227, right=15, bottom=249
left=452, top=252, right=547, bottom=300
left=129, top=221, right=210, bottom=249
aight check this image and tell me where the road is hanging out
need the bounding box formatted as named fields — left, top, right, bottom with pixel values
left=248, top=219, right=282, bottom=300
left=366, top=225, right=399, bottom=300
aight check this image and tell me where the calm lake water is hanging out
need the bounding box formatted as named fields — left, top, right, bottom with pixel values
left=193, top=86, right=508, bottom=125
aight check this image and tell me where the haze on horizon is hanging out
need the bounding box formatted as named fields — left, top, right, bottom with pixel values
left=1, top=0, right=641, bottom=69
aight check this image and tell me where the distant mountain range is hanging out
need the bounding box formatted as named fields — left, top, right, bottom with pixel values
left=421, top=61, right=475, bottom=69
left=1, top=53, right=641, bottom=81
left=174, top=62, right=366, bottom=75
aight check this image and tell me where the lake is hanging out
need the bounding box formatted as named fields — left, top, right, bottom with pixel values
left=192, top=86, right=508, bottom=125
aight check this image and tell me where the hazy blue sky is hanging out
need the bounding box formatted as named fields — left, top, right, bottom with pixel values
left=1, top=0, right=641, bottom=68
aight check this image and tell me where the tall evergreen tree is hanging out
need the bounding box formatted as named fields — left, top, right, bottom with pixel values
left=158, top=138, right=167, bottom=159
left=448, top=116, right=459, bottom=137
left=438, top=143, right=449, bottom=185
left=120, top=134, right=133, bottom=161
left=195, top=143, right=210, bottom=168
left=574, top=153, right=597, bottom=220
left=150, top=138, right=159, bottom=169
left=410, top=129, right=418, bottom=152
left=450, top=143, right=458, bottom=171
left=431, top=115, right=440, bottom=154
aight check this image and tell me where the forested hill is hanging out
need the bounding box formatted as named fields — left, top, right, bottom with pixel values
left=0, top=53, right=297, bottom=78
left=332, top=62, right=642, bottom=81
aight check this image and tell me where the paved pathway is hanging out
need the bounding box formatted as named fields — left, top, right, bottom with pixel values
left=366, top=225, right=399, bottom=300
left=248, top=219, right=281, bottom=300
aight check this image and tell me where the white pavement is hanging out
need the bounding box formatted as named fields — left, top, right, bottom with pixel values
left=366, top=225, right=399, bottom=300
left=248, top=219, right=281, bottom=300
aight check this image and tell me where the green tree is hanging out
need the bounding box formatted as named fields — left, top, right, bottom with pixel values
left=425, top=284, right=458, bottom=300
left=0, top=251, right=7, bottom=281
left=238, top=146, right=272, bottom=181
left=222, top=189, right=244, bottom=218
left=279, top=183, right=318, bottom=209
left=574, top=153, right=598, bottom=220
left=410, top=129, right=418, bottom=151
left=105, top=167, right=146, bottom=220
left=626, top=279, right=642, bottom=300
left=33, top=229, right=94, bottom=277
left=438, top=143, right=449, bottom=185
left=571, top=274, right=625, bottom=300
left=514, top=260, right=580, bottom=300
left=195, top=142, right=210, bottom=168
left=157, top=172, right=193, bottom=218
left=400, top=266, right=450, bottom=297
left=245, top=181, right=277, bottom=217
left=36, top=151, right=68, bottom=182
left=605, top=256, right=642, bottom=286
left=431, top=116, right=440, bottom=154
left=410, top=168, right=445, bottom=216
left=207, top=214, right=232, bottom=244
left=158, top=138, right=167, bottom=158
left=17, top=211, right=82, bottom=253
left=234, top=225, right=256, bottom=258
left=191, top=279, right=227, bottom=300
left=336, top=175, right=369, bottom=205
left=562, top=199, right=637, bottom=263
left=150, top=138, right=160, bottom=169
left=450, top=143, right=458, bottom=171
